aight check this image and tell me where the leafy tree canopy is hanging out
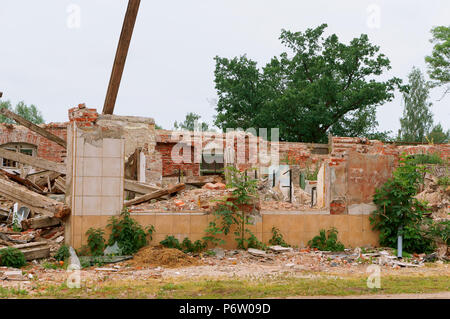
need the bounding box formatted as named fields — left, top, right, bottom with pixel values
left=213, top=24, right=402, bottom=142
left=427, top=123, right=449, bottom=144
left=0, top=100, right=44, bottom=124
left=399, top=67, right=434, bottom=143
left=425, top=25, right=449, bottom=95
left=174, top=112, right=211, bottom=132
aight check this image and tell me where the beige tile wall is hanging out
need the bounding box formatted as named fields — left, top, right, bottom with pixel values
left=70, top=129, right=125, bottom=247
left=72, top=212, right=379, bottom=250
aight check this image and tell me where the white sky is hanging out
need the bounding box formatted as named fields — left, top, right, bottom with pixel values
left=0, top=0, right=449, bottom=135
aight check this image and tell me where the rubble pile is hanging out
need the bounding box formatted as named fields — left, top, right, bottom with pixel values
left=0, top=169, right=67, bottom=260
left=258, top=177, right=317, bottom=211
left=128, top=187, right=231, bottom=212
left=130, top=176, right=319, bottom=212
left=415, top=172, right=449, bottom=221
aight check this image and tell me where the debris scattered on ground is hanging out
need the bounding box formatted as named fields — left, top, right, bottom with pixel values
left=94, top=267, right=119, bottom=272
left=211, top=247, right=225, bottom=259
left=79, top=255, right=133, bottom=266
left=202, top=182, right=226, bottom=190
left=1, top=269, right=24, bottom=281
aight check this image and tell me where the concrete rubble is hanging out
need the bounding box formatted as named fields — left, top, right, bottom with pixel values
left=0, top=150, right=69, bottom=260
left=415, top=172, right=450, bottom=221
left=128, top=177, right=320, bottom=213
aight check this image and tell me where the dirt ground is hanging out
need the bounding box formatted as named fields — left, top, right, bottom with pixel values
left=1, top=247, right=449, bottom=298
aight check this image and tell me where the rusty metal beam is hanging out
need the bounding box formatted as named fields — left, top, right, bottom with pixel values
left=102, top=0, right=141, bottom=115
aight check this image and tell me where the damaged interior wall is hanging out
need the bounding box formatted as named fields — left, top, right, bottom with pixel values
left=65, top=105, right=125, bottom=248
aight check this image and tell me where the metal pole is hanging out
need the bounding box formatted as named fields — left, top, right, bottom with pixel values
left=397, top=226, right=403, bottom=258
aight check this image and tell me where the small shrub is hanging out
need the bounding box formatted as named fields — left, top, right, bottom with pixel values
left=160, top=236, right=208, bottom=253
left=246, top=231, right=266, bottom=250
left=371, top=155, right=435, bottom=253
left=79, top=258, right=92, bottom=269
left=207, top=166, right=259, bottom=249
left=268, top=227, right=289, bottom=247
left=54, top=245, right=70, bottom=261
left=86, top=228, right=106, bottom=256
left=427, top=220, right=450, bottom=245
left=202, top=221, right=225, bottom=247
left=308, top=228, right=345, bottom=252
left=42, top=261, right=59, bottom=270
left=181, top=237, right=207, bottom=253
left=407, top=153, right=444, bottom=165
left=204, top=250, right=216, bottom=256
left=160, top=235, right=181, bottom=249
left=107, top=208, right=155, bottom=255
left=76, top=245, right=90, bottom=257
left=0, top=247, right=26, bottom=268
left=12, top=220, right=21, bottom=232
left=393, top=249, right=412, bottom=258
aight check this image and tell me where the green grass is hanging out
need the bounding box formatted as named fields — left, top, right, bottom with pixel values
left=0, top=287, right=29, bottom=298
left=4, top=274, right=449, bottom=299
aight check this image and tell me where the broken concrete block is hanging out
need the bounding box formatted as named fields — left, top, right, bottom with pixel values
left=247, top=248, right=267, bottom=257
left=4, top=270, right=24, bottom=280
left=268, top=245, right=293, bottom=253
left=211, top=248, right=225, bottom=259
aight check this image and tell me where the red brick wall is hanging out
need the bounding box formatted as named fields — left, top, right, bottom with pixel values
left=0, top=122, right=68, bottom=163
left=156, top=130, right=331, bottom=175
left=328, top=136, right=450, bottom=213
left=155, top=142, right=199, bottom=177
left=331, top=136, right=450, bottom=160
left=279, top=142, right=329, bottom=169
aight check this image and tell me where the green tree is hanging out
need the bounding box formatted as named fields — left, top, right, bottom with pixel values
left=370, top=155, right=434, bottom=253
left=0, top=100, right=44, bottom=124
left=425, top=25, right=449, bottom=96
left=399, top=67, right=434, bottom=142
left=427, top=123, right=449, bottom=144
left=174, top=112, right=210, bottom=131
left=0, top=100, right=13, bottom=124
left=213, top=24, right=401, bottom=142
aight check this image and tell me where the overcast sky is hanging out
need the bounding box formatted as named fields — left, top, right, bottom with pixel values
left=0, top=0, right=449, bottom=135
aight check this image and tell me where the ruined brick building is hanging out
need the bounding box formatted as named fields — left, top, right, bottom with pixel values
left=1, top=105, right=449, bottom=249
